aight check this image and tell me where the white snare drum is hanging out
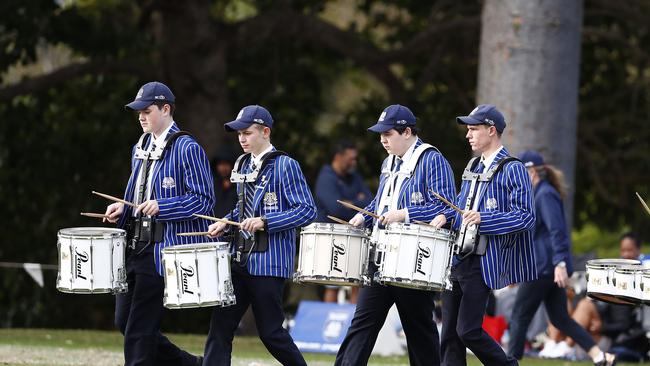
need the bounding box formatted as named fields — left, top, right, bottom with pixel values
left=57, top=227, right=127, bottom=294
left=162, top=242, right=235, bottom=309
left=640, top=270, right=650, bottom=305
left=612, top=264, right=643, bottom=304
left=375, top=223, right=455, bottom=291
left=586, top=259, right=640, bottom=305
left=294, top=223, right=370, bottom=286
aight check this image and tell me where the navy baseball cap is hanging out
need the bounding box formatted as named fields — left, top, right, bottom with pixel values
left=456, top=104, right=506, bottom=133
left=125, top=81, right=175, bottom=110
left=224, top=105, right=274, bottom=132
left=368, top=104, right=417, bottom=133
left=519, top=150, right=545, bottom=168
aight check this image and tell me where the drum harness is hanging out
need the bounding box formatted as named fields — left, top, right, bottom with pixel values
left=455, top=155, right=520, bottom=259
left=125, top=131, right=193, bottom=255
left=372, top=143, right=440, bottom=267
left=229, top=150, right=287, bottom=266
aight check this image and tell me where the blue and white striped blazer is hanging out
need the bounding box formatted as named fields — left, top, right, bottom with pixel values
left=117, top=122, right=215, bottom=275
left=361, top=138, right=456, bottom=227
left=226, top=150, right=317, bottom=278
left=445, top=147, right=537, bottom=289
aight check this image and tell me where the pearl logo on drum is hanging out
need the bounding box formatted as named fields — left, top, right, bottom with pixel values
left=331, top=242, right=346, bottom=273
left=180, top=264, right=195, bottom=295
left=414, top=243, right=431, bottom=275
left=74, top=248, right=89, bottom=280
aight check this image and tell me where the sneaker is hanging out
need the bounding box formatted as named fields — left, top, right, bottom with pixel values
left=539, top=340, right=558, bottom=358
left=594, top=352, right=617, bottom=366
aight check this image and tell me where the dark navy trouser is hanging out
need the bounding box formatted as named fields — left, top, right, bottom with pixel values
left=335, top=276, right=440, bottom=366
left=441, top=254, right=518, bottom=366
left=203, top=264, right=306, bottom=366
left=115, top=246, right=200, bottom=366
left=508, top=276, right=596, bottom=359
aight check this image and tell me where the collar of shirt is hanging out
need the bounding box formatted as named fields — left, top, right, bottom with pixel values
left=152, top=121, right=175, bottom=150
left=251, top=144, right=274, bottom=168
left=480, top=145, right=504, bottom=172
left=396, top=138, right=419, bottom=169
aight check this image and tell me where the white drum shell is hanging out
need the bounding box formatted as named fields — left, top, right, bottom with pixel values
left=376, top=223, right=455, bottom=291
left=586, top=259, right=640, bottom=305
left=57, top=227, right=127, bottom=294
left=641, top=271, right=650, bottom=305
left=295, top=223, right=370, bottom=286
left=162, top=243, right=235, bottom=309
left=612, top=265, right=643, bottom=303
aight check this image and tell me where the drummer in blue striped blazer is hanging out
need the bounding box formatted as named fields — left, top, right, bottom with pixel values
left=204, top=105, right=316, bottom=365
left=431, top=104, right=536, bottom=366
left=104, top=81, right=213, bottom=366
left=335, top=104, right=456, bottom=366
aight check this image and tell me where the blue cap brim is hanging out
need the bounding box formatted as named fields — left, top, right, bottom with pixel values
left=224, top=119, right=254, bottom=132
left=125, top=100, right=154, bottom=111
left=456, top=116, right=483, bottom=126
left=367, top=123, right=395, bottom=133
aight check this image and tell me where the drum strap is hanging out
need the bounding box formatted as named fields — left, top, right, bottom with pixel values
left=456, top=156, right=521, bottom=258
left=231, top=151, right=286, bottom=264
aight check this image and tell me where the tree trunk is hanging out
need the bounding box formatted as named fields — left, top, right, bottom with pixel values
left=155, top=0, right=232, bottom=158
left=477, top=0, right=583, bottom=225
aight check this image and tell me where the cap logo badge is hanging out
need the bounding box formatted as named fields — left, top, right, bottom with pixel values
left=379, top=111, right=386, bottom=122
left=484, top=118, right=494, bottom=126
left=396, top=119, right=407, bottom=125
left=135, top=88, right=144, bottom=100
left=154, top=95, right=166, bottom=100
left=236, top=109, right=244, bottom=120
left=253, top=118, right=265, bottom=125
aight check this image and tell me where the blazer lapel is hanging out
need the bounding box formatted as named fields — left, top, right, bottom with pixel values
left=150, top=122, right=179, bottom=198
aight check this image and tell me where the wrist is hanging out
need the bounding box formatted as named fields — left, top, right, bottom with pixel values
left=260, top=216, right=268, bottom=230
left=556, top=261, right=566, bottom=269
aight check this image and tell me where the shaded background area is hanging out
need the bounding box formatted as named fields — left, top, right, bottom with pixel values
left=0, top=0, right=649, bottom=331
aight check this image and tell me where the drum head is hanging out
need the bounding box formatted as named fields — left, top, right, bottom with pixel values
left=58, top=227, right=125, bottom=239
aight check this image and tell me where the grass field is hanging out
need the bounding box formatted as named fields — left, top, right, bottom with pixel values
left=0, top=328, right=645, bottom=365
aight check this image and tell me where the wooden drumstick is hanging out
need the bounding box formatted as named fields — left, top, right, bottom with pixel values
left=177, top=232, right=210, bottom=237
left=80, top=212, right=109, bottom=219
left=337, top=200, right=380, bottom=219
left=193, top=213, right=242, bottom=227
left=92, top=191, right=137, bottom=208
left=327, top=215, right=354, bottom=226
left=431, top=191, right=464, bottom=215
left=194, top=213, right=267, bottom=232
left=636, top=192, right=650, bottom=216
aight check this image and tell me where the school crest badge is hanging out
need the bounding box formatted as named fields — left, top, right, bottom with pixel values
left=486, top=197, right=498, bottom=210
left=410, top=191, right=424, bottom=205
left=162, top=177, right=176, bottom=189
left=264, top=192, right=278, bottom=208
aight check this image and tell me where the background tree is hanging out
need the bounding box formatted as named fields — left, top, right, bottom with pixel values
left=0, top=0, right=649, bottom=330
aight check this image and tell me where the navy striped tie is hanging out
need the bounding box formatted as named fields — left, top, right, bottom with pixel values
left=241, top=160, right=256, bottom=239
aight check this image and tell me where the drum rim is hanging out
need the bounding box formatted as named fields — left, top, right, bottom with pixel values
left=385, top=222, right=453, bottom=235
left=614, top=264, right=642, bottom=272
left=58, top=227, right=126, bottom=239
left=301, top=222, right=368, bottom=235
left=161, top=242, right=230, bottom=253
left=586, top=258, right=641, bottom=268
